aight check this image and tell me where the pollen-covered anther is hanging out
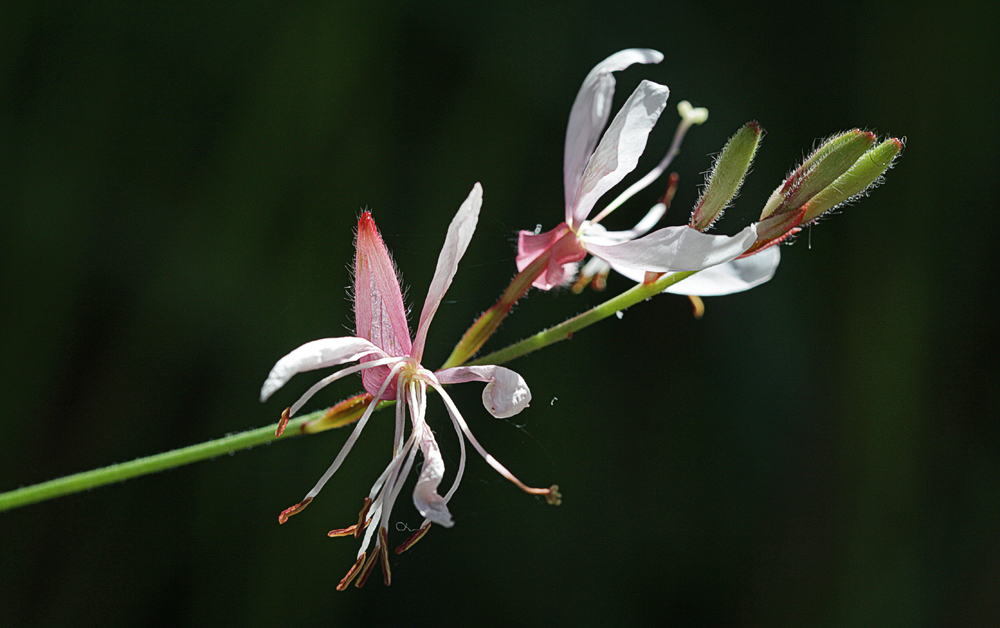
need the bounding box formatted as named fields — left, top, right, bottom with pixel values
left=396, top=523, right=431, bottom=555
left=277, top=497, right=313, bottom=524
left=336, top=553, right=366, bottom=591
left=275, top=407, right=291, bottom=439
left=378, top=528, right=392, bottom=586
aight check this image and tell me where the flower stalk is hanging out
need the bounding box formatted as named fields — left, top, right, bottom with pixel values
left=0, top=267, right=699, bottom=514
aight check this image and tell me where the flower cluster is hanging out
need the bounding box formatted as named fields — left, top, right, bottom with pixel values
left=260, top=48, right=901, bottom=589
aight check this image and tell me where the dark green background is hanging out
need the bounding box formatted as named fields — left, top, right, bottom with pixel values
left=2, top=1, right=997, bottom=626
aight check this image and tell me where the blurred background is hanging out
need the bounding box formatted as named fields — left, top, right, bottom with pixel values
left=2, top=1, right=997, bottom=626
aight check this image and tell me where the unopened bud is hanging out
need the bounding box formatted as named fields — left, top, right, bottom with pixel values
left=690, top=121, right=762, bottom=232
left=760, top=129, right=876, bottom=219
left=800, top=138, right=903, bottom=222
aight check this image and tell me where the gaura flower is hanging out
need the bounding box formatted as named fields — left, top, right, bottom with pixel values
left=516, top=48, right=759, bottom=292
left=260, top=183, right=559, bottom=589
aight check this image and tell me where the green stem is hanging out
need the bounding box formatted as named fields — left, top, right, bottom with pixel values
left=470, top=270, right=696, bottom=366
left=0, top=410, right=323, bottom=513
left=0, top=270, right=698, bottom=513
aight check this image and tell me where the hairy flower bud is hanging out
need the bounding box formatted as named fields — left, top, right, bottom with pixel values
left=690, top=121, right=762, bottom=232
left=760, top=129, right=877, bottom=220
left=799, top=138, right=903, bottom=222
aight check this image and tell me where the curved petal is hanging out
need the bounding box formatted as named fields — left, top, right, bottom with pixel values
left=259, top=337, right=383, bottom=402
left=412, top=183, right=482, bottom=361
left=611, top=245, right=781, bottom=296
left=576, top=200, right=667, bottom=247
left=413, top=428, right=454, bottom=528
left=564, top=48, right=663, bottom=219
left=584, top=223, right=757, bottom=273
left=435, top=365, right=532, bottom=418
left=569, top=80, right=670, bottom=229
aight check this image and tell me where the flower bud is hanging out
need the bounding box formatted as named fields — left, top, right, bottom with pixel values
left=690, top=121, right=762, bottom=232
left=799, top=138, right=903, bottom=222
left=744, top=133, right=903, bottom=256
left=760, top=129, right=876, bottom=220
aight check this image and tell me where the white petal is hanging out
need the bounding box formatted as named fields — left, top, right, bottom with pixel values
left=569, top=80, right=670, bottom=228
left=259, top=337, right=384, bottom=402
left=564, top=49, right=663, bottom=220
left=413, top=429, right=454, bottom=528
left=411, top=183, right=482, bottom=361
left=611, top=245, right=781, bottom=296
left=584, top=224, right=757, bottom=274
left=578, top=201, right=667, bottom=247
left=435, top=365, right=532, bottom=418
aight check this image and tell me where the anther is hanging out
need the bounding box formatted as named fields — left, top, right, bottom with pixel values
left=395, top=523, right=431, bottom=554
left=378, top=528, right=392, bottom=586
left=275, top=407, right=291, bottom=438
left=355, top=497, right=372, bottom=539
left=277, top=497, right=313, bottom=524
left=336, top=554, right=366, bottom=591
left=687, top=295, right=705, bottom=320
left=327, top=524, right=359, bottom=537
left=354, top=547, right=381, bottom=588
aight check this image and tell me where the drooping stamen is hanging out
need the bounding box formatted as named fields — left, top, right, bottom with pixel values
left=429, top=380, right=561, bottom=505
left=277, top=497, right=313, bottom=524
left=336, top=553, right=367, bottom=591
left=275, top=407, right=291, bottom=439
left=354, top=547, right=381, bottom=588
left=395, top=523, right=431, bottom=554
left=303, top=361, right=407, bottom=500
left=288, top=356, right=398, bottom=418
left=378, top=527, right=392, bottom=586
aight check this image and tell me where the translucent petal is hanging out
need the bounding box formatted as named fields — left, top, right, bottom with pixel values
left=569, top=80, right=670, bottom=228
left=612, top=246, right=781, bottom=296
left=564, top=48, right=663, bottom=221
left=584, top=224, right=757, bottom=273
left=259, top=337, right=383, bottom=402
left=412, top=183, right=482, bottom=360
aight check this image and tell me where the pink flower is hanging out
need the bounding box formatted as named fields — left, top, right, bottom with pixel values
left=517, top=49, right=760, bottom=291
left=260, top=184, right=558, bottom=589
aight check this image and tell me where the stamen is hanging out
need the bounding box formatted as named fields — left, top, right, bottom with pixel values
left=277, top=497, right=313, bottom=524
left=355, top=497, right=373, bottom=538
left=378, top=528, right=392, bottom=586
left=304, top=361, right=407, bottom=500
left=430, top=381, right=560, bottom=505
left=395, top=523, right=431, bottom=554
left=354, top=547, right=381, bottom=588
left=687, top=295, right=705, bottom=319
left=337, top=553, right=366, bottom=591
left=289, top=355, right=399, bottom=418
left=275, top=407, right=291, bottom=438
